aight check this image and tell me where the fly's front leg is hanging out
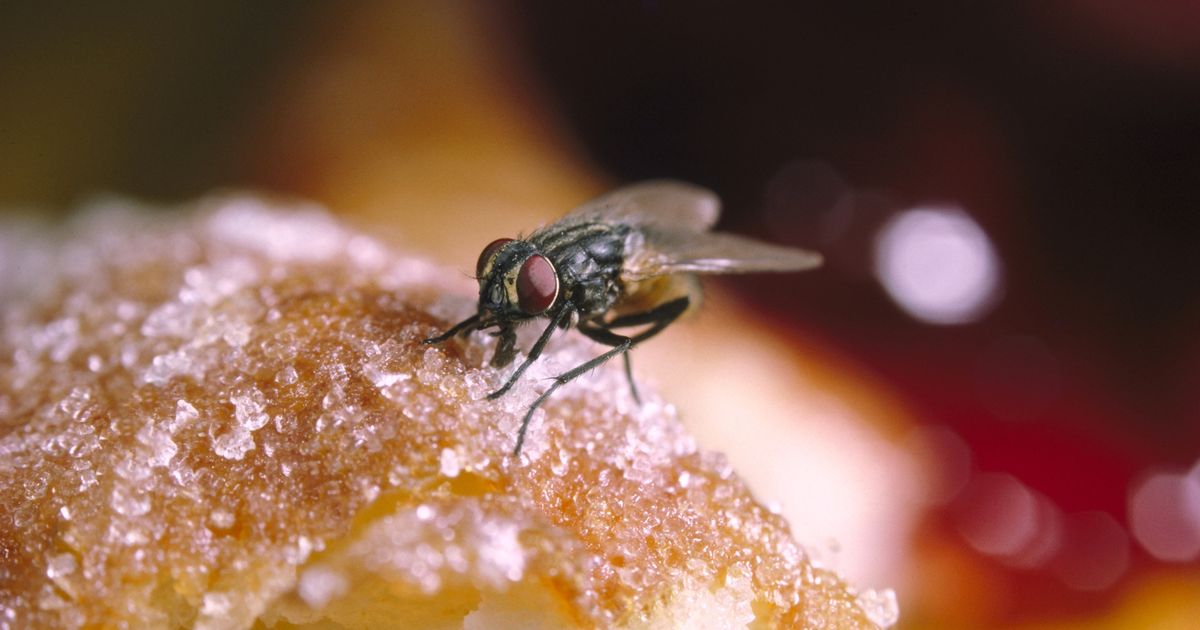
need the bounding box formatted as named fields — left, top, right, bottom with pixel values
left=486, top=299, right=574, bottom=400
left=512, top=296, right=689, bottom=456
left=490, top=326, right=517, bottom=368
left=423, top=313, right=482, bottom=345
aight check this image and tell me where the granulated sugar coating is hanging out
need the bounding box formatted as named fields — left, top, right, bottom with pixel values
left=0, top=197, right=891, bottom=629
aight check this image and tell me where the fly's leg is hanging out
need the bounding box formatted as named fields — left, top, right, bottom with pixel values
left=605, top=297, right=689, bottom=329
left=490, top=326, right=517, bottom=368
left=513, top=336, right=631, bottom=457
left=423, top=314, right=482, bottom=345
left=486, top=299, right=574, bottom=400
left=514, top=296, right=688, bottom=456
left=578, top=327, right=643, bottom=403
left=575, top=296, right=690, bottom=407
left=622, top=354, right=640, bottom=404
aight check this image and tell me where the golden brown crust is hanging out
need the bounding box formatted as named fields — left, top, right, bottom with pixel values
left=0, top=198, right=883, bottom=629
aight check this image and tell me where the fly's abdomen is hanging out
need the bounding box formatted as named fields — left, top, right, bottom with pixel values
left=532, top=221, right=630, bottom=317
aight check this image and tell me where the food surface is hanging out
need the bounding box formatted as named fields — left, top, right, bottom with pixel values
left=0, top=197, right=892, bottom=628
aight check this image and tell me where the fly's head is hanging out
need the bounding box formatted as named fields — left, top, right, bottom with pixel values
left=474, top=238, right=561, bottom=327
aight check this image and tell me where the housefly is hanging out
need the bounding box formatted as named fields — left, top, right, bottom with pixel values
left=424, top=180, right=822, bottom=456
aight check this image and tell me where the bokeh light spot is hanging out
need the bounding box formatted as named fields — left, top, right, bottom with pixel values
left=955, top=473, right=1039, bottom=558
left=1053, top=511, right=1130, bottom=591
left=1006, top=495, right=1063, bottom=569
left=874, top=206, right=1002, bottom=324
left=762, top=159, right=852, bottom=247
left=1129, top=471, right=1200, bottom=562
left=903, top=425, right=972, bottom=506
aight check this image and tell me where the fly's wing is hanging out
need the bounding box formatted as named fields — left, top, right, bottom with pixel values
left=622, top=226, right=823, bottom=281
left=561, top=180, right=821, bottom=280
left=559, top=180, right=721, bottom=232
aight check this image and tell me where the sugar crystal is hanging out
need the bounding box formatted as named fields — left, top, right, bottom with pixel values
left=212, top=426, right=255, bottom=460
left=110, top=486, right=151, bottom=517
left=45, top=553, right=76, bottom=581
left=209, top=509, right=235, bottom=531
left=440, top=447, right=462, bottom=478
left=114, top=458, right=151, bottom=482
left=297, top=567, right=348, bottom=609
left=275, top=365, right=298, bottom=385
left=199, top=592, right=231, bottom=618
left=678, top=470, right=692, bottom=488
left=231, top=389, right=269, bottom=431
left=856, top=588, right=900, bottom=628
left=137, top=424, right=178, bottom=468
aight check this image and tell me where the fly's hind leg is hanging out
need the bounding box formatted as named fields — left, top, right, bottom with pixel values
left=623, top=354, right=639, bottom=404
left=577, top=326, right=641, bottom=402
left=513, top=334, right=632, bottom=457
left=605, top=296, right=690, bottom=329
left=513, top=296, right=689, bottom=456
left=576, top=296, right=690, bottom=405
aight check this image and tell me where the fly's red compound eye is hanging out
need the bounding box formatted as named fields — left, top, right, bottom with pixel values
left=516, top=255, right=558, bottom=314
left=476, top=238, right=513, bottom=277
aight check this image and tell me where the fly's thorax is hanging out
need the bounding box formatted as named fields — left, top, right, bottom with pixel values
left=532, top=221, right=631, bottom=318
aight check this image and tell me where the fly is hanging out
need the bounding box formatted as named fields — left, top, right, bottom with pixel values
left=424, top=180, right=823, bottom=456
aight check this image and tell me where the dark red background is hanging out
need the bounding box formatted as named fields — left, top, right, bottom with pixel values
left=515, top=2, right=1200, bottom=620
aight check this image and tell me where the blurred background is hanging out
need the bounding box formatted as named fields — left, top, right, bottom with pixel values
left=2, top=2, right=1198, bottom=627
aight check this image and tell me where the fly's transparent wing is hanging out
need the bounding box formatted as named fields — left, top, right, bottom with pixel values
left=558, top=180, right=822, bottom=280
left=622, top=226, right=823, bottom=280
left=559, top=180, right=721, bottom=232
